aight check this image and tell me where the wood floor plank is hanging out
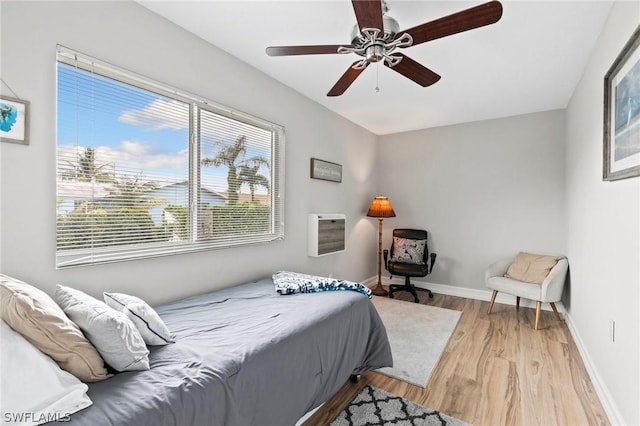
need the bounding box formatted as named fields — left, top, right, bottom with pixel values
left=303, top=290, right=609, bottom=426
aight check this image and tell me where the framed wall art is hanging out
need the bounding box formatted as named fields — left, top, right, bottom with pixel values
left=310, top=158, right=342, bottom=183
left=0, top=96, right=30, bottom=145
left=603, top=25, right=640, bottom=181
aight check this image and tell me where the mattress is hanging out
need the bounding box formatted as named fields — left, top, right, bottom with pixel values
left=53, top=277, right=392, bottom=426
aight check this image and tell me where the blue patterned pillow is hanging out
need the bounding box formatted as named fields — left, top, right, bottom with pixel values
left=390, top=237, right=426, bottom=264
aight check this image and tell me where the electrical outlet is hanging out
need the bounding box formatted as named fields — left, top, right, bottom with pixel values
left=609, top=320, right=615, bottom=342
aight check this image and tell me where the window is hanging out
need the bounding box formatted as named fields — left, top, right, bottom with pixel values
left=56, top=46, right=284, bottom=268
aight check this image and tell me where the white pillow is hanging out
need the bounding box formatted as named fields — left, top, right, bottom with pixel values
left=54, top=285, right=150, bottom=372
left=0, top=274, right=109, bottom=382
left=1, top=320, right=92, bottom=426
left=103, top=292, right=174, bottom=346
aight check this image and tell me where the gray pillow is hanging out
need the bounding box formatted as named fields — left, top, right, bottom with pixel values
left=55, top=285, right=149, bottom=372
left=103, top=292, right=174, bottom=346
left=390, top=237, right=426, bottom=264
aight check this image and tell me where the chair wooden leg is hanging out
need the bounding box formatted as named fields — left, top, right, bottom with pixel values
left=550, top=302, right=562, bottom=321
left=487, top=290, right=497, bottom=314
left=516, top=296, right=520, bottom=311
left=535, top=301, right=542, bottom=330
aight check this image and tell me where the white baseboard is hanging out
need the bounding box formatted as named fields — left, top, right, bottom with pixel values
left=563, top=314, right=624, bottom=425
left=364, top=275, right=564, bottom=313
left=364, top=275, right=623, bottom=425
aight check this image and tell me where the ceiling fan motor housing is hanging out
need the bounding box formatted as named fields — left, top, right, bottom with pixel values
left=350, top=14, right=399, bottom=44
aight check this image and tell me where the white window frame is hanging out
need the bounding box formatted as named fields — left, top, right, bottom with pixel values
left=56, top=46, right=285, bottom=268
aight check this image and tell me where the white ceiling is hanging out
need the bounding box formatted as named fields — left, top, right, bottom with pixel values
left=138, top=1, right=613, bottom=135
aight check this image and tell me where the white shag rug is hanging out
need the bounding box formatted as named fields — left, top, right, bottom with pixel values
left=372, top=296, right=461, bottom=387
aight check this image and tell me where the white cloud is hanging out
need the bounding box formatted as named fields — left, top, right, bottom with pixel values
left=97, top=141, right=189, bottom=171
left=118, top=99, right=189, bottom=130
left=58, top=141, right=189, bottom=175
left=120, top=140, right=149, bottom=156
left=118, top=99, right=273, bottom=160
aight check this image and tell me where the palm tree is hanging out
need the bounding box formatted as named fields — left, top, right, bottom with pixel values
left=107, top=175, right=161, bottom=209
left=238, top=164, right=269, bottom=202
left=62, top=147, right=114, bottom=183
left=201, top=135, right=268, bottom=205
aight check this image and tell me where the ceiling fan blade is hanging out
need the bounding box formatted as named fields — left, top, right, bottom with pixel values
left=266, top=45, right=348, bottom=56
left=351, top=0, right=384, bottom=31
left=385, top=54, right=441, bottom=87
left=327, top=61, right=369, bottom=97
left=398, top=1, right=503, bottom=46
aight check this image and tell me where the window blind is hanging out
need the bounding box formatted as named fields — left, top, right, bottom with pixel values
left=56, top=46, right=284, bottom=268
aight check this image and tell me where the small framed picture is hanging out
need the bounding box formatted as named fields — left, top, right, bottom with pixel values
left=603, top=25, right=640, bottom=181
left=0, top=96, right=30, bottom=145
left=310, top=158, right=342, bottom=183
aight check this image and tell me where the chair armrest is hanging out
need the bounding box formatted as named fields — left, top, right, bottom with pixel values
left=429, top=252, right=436, bottom=273
left=540, top=258, right=569, bottom=302
left=485, top=257, right=513, bottom=282
left=383, top=249, right=389, bottom=271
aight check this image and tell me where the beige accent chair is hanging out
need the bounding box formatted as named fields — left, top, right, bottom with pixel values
left=485, top=256, right=569, bottom=330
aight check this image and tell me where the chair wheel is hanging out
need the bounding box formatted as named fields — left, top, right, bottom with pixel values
left=388, top=293, right=394, bottom=298
left=428, top=291, right=434, bottom=298
left=414, top=298, right=420, bottom=303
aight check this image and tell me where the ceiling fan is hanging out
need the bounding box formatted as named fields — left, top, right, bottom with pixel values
left=266, top=0, right=503, bottom=97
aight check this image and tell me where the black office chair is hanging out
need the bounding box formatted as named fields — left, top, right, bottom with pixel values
left=383, top=229, right=436, bottom=303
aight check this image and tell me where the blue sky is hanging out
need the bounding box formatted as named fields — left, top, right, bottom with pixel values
left=57, top=63, right=271, bottom=193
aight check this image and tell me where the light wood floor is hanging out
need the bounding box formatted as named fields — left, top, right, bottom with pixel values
left=304, top=289, right=609, bottom=426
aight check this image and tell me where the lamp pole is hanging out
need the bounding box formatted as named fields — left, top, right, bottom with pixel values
left=372, top=216, right=388, bottom=296
left=366, top=195, right=395, bottom=297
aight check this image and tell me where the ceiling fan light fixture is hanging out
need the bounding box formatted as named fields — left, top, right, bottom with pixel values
left=341, top=26, right=412, bottom=67
left=366, top=44, right=385, bottom=62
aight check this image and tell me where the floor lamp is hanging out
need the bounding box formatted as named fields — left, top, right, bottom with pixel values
left=366, top=196, right=396, bottom=297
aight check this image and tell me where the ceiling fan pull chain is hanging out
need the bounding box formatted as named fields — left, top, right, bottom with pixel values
left=375, top=62, right=380, bottom=93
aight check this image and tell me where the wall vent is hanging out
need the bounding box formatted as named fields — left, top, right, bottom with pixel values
left=308, top=214, right=346, bottom=257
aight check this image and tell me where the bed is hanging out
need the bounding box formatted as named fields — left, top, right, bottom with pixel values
left=51, top=277, right=392, bottom=426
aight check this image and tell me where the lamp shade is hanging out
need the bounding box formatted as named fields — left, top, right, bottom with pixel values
left=366, top=196, right=396, bottom=218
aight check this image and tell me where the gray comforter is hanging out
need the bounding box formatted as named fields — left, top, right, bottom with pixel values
left=59, top=278, right=392, bottom=426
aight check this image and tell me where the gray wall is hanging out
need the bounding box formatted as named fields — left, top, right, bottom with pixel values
left=565, top=1, right=639, bottom=424
left=1, top=0, right=638, bottom=423
left=378, top=110, right=566, bottom=290
left=0, top=1, right=379, bottom=305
